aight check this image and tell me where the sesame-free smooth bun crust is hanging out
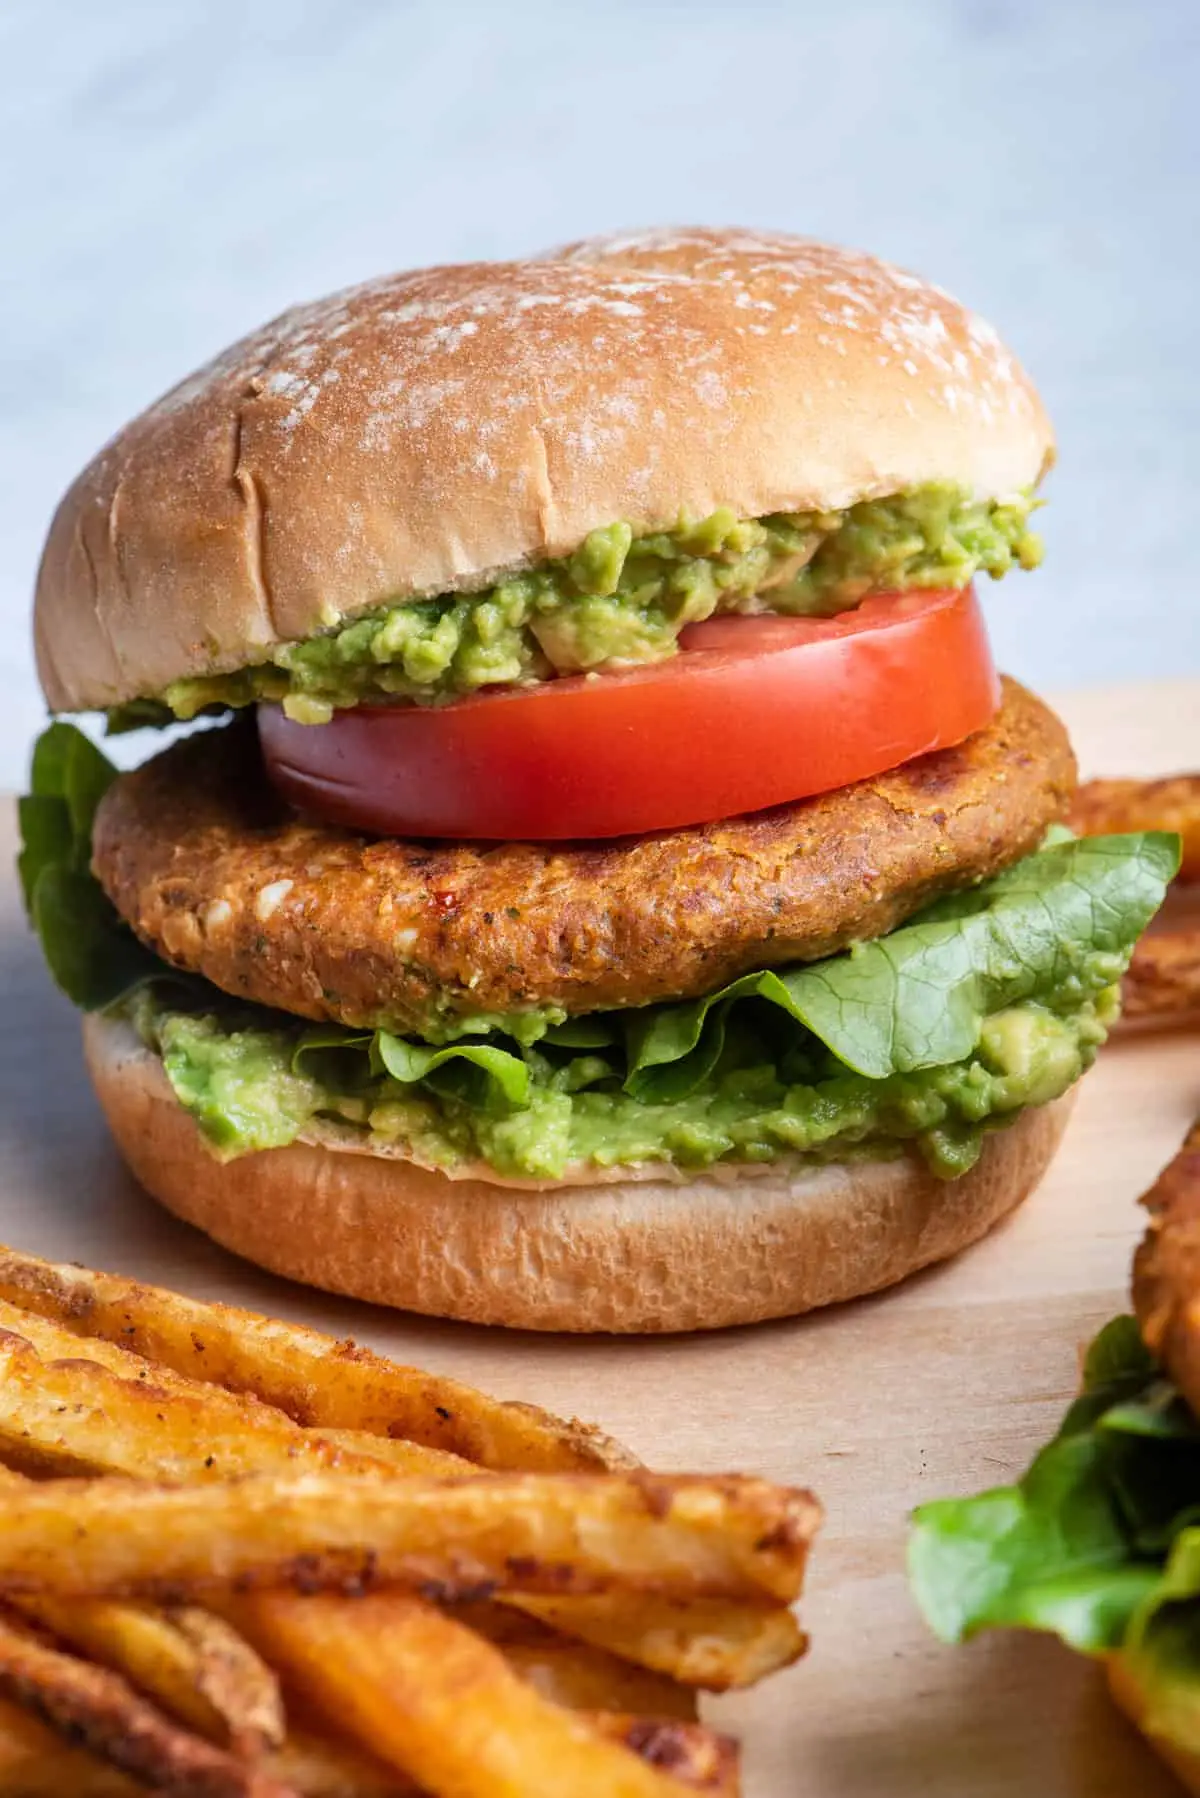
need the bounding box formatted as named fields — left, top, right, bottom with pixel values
left=84, top=1012, right=1074, bottom=1332
left=36, top=227, right=1053, bottom=713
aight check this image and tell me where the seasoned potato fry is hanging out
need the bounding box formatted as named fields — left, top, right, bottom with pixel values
left=0, top=1699, right=137, bottom=1797
left=0, top=1247, right=812, bottom=1794
left=0, top=1701, right=406, bottom=1798
left=1071, top=776, right=1200, bottom=882
left=0, top=1326, right=804, bottom=1794
left=251, top=1732, right=402, bottom=1798
left=1132, top=1117, right=1200, bottom=1411
left=9, top=1593, right=284, bottom=1753
left=514, top=1593, right=807, bottom=1691
left=0, top=1326, right=393, bottom=1483
left=0, top=1467, right=815, bottom=1605
left=0, top=1709, right=401, bottom=1798
left=235, top=1591, right=726, bottom=1798
left=0, top=1457, right=284, bottom=1751
left=1123, top=928, right=1200, bottom=1021
left=0, top=1708, right=738, bottom=1798
left=161, top=1605, right=287, bottom=1750
left=0, top=1296, right=475, bottom=1477
left=0, top=1246, right=632, bottom=1472
left=0, top=1320, right=802, bottom=1692
left=597, top=1718, right=739, bottom=1798
left=0, top=1609, right=294, bottom=1796
left=450, top=1604, right=695, bottom=1718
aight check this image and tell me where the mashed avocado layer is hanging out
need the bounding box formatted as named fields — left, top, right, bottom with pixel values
left=130, top=985, right=1114, bottom=1181
left=112, top=483, right=1042, bottom=728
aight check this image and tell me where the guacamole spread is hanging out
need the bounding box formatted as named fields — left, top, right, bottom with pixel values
left=111, top=483, right=1042, bottom=729
left=129, top=984, right=1113, bottom=1181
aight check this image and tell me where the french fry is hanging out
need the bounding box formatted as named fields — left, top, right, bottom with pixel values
left=0, top=1251, right=808, bottom=1794
left=161, top=1605, right=287, bottom=1750
left=0, top=1698, right=137, bottom=1797
left=0, top=1317, right=804, bottom=1690
left=0, top=1454, right=285, bottom=1753
left=233, top=1591, right=729, bottom=1798
left=251, top=1732, right=401, bottom=1798
left=0, top=1700, right=404, bottom=1798
left=0, top=1466, right=815, bottom=1606
left=0, top=1294, right=476, bottom=1479
left=451, top=1604, right=696, bottom=1718
left=1071, top=776, right=1200, bottom=882
left=512, top=1593, right=807, bottom=1691
left=0, top=1324, right=394, bottom=1483
left=0, top=1330, right=804, bottom=1792
left=1122, top=928, right=1200, bottom=1021
left=596, top=1718, right=739, bottom=1798
left=0, top=1577, right=737, bottom=1796
left=279, top=1715, right=740, bottom=1798
left=0, top=1245, right=632, bottom=1472
left=9, top=1593, right=284, bottom=1754
left=0, top=1608, right=295, bottom=1797
left=0, top=1709, right=739, bottom=1798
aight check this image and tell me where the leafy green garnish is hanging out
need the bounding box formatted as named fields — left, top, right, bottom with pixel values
left=623, top=833, right=1177, bottom=1091
left=910, top=1315, right=1200, bottom=1759
left=19, top=722, right=166, bottom=1008
left=909, top=1317, right=1165, bottom=1652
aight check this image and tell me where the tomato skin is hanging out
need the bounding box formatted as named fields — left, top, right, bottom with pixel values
left=259, top=587, right=999, bottom=841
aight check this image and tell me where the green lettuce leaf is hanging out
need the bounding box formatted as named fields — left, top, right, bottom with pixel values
left=910, top=1313, right=1200, bottom=1707
left=18, top=721, right=167, bottom=1008
left=908, top=1426, right=1156, bottom=1652
left=626, top=833, right=1180, bottom=1091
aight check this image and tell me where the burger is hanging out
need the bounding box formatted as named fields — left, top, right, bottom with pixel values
left=909, top=1122, right=1200, bottom=1789
left=21, top=227, right=1176, bottom=1332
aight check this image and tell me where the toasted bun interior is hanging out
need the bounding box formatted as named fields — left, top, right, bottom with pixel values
left=85, top=1013, right=1074, bottom=1333
left=38, top=227, right=1052, bottom=714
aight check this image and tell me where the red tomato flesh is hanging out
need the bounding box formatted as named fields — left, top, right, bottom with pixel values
left=258, top=586, right=999, bottom=841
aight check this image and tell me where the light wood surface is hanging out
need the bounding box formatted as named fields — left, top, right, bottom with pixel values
left=1, top=678, right=1196, bottom=1796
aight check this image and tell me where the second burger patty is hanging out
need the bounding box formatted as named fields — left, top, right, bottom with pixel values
left=93, top=678, right=1075, bottom=1037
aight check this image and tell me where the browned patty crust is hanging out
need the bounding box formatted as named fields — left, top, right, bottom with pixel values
left=93, top=677, right=1076, bottom=1034
left=1133, top=1120, right=1200, bottom=1417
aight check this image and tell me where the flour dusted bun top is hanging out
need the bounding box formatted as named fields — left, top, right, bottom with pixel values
left=35, top=227, right=1052, bottom=714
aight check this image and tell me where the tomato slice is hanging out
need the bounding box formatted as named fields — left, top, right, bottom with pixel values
left=258, top=586, right=999, bottom=841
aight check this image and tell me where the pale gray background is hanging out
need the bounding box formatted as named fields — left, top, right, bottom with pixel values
left=2, top=0, right=1196, bottom=785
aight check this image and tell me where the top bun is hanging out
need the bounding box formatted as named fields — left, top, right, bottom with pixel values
left=35, top=227, right=1053, bottom=713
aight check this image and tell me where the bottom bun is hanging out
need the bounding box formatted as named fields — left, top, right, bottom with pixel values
left=84, top=1013, right=1075, bottom=1333
left=1107, top=1654, right=1200, bottom=1795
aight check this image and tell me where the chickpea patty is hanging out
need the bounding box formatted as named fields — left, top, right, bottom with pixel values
left=93, top=678, right=1075, bottom=1035
left=1134, top=1121, right=1200, bottom=1416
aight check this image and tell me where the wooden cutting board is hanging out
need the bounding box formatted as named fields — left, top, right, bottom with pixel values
left=1, top=677, right=1197, bottom=1797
